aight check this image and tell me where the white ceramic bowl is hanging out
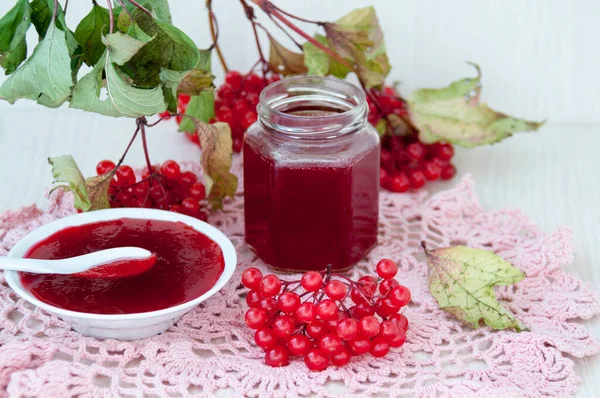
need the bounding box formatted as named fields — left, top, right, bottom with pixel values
left=4, top=208, right=237, bottom=340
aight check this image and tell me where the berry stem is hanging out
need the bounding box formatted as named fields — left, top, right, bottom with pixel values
left=267, top=14, right=303, bottom=51
left=63, top=0, right=69, bottom=15
left=206, top=0, right=229, bottom=72
left=240, top=0, right=269, bottom=77
left=269, top=2, right=323, bottom=25
left=138, top=118, right=153, bottom=171
left=127, top=0, right=153, bottom=17
left=105, top=0, right=114, bottom=33
left=52, top=0, right=59, bottom=22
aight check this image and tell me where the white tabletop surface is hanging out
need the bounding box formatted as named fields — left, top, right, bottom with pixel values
left=0, top=107, right=598, bottom=396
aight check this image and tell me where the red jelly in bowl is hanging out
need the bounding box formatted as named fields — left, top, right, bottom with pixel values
left=20, top=218, right=225, bottom=314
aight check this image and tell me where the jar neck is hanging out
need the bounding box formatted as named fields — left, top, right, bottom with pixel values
left=257, top=76, right=367, bottom=142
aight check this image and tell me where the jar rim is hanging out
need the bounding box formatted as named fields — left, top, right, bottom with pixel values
left=257, top=76, right=368, bottom=140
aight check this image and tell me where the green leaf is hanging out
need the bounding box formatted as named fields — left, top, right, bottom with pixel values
left=323, top=6, right=390, bottom=88
left=0, top=21, right=72, bottom=107
left=302, top=34, right=350, bottom=79
left=48, top=155, right=91, bottom=211
left=102, top=31, right=153, bottom=65
left=30, top=0, right=78, bottom=56
left=197, top=122, right=238, bottom=210
left=73, top=3, right=110, bottom=66
left=118, top=0, right=172, bottom=23
left=268, top=36, right=307, bottom=76
left=0, top=0, right=31, bottom=74
left=423, top=242, right=529, bottom=332
left=408, top=64, right=544, bottom=147
left=48, top=155, right=113, bottom=212
left=177, top=50, right=214, bottom=97
left=179, top=90, right=214, bottom=133
left=122, top=10, right=199, bottom=88
left=70, top=51, right=166, bottom=118
left=127, top=21, right=153, bottom=42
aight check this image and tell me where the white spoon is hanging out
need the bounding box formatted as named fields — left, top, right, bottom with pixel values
left=0, top=247, right=156, bottom=278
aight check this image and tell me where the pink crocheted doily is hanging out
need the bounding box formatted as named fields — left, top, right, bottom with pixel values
left=0, top=162, right=599, bottom=397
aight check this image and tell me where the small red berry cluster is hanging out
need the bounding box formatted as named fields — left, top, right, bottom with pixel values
left=95, top=159, right=208, bottom=220
left=368, top=86, right=457, bottom=193
left=170, top=71, right=280, bottom=153
left=241, top=260, right=410, bottom=371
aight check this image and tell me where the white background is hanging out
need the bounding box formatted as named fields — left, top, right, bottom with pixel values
left=0, top=0, right=599, bottom=396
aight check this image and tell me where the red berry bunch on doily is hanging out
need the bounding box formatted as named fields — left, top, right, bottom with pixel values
left=95, top=159, right=208, bottom=220
left=241, top=260, right=410, bottom=371
left=367, top=86, right=457, bottom=192
left=170, top=71, right=280, bottom=153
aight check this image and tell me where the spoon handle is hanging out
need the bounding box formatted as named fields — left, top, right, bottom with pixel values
left=0, top=247, right=152, bottom=274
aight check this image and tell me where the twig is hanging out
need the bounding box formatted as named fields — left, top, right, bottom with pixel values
left=254, top=1, right=353, bottom=70
left=127, top=0, right=153, bottom=17
left=63, top=0, right=69, bottom=15
left=267, top=14, right=303, bottom=51
left=207, top=0, right=228, bottom=72
left=115, top=125, right=141, bottom=169
left=106, top=0, right=114, bottom=33
left=270, top=2, right=323, bottom=25
left=137, top=117, right=154, bottom=171
left=240, top=0, right=269, bottom=76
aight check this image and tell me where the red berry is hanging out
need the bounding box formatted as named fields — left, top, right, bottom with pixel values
left=406, top=142, right=425, bottom=161
left=388, top=328, right=407, bottom=348
left=272, top=315, right=295, bottom=338
left=267, top=75, right=281, bottom=85
left=178, top=94, right=190, bottom=106
left=277, top=292, right=301, bottom=314
left=241, top=268, right=263, bottom=290
left=96, top=160, right=116, bottom=175
left=301, top=271, right=323, bottom=291
left=241, top=111, right=257, bottom=130
left=376, top=259, right=398, bottom=279
left=181, top=197, right=200, bottom=216
left=380, top=149, right=394, bottom=170
left=441, top=164, right=456, bottom=180
left=389, top=313, right=409, bottom=330
left=423, top=161, right=442, bottom=180
left=306, top=320, right=328, bottom=339
left=388, top=285, right=411, bottom=307
left=358, top=316, right=381, bottom=338
left=379, top=279, right=400, bottom=295
left=246, top=290, right=262, bottom=308
left=336, top=318, right=358, bottom=341
left=375, top=297, right=401, bottom=318
left=232, top=98, right=249, bottom=115
left=388, top=173, right=410, bottom=193
left=350, top=303, right=375, bottom=319
left=318, top=333, right=343, bottom=355
left=264, top=345, right=289, bottom=367
left=357, top=276, right=377, bottom=296
left=225, top=70, right=243, bottom=90
left=196, top=210, right=208, bottom=222
left=258, top=297, right=277, bottom=313
left=188, top=182, right=206, bottom=201
left=161, top=160, right=181, bottom=180
left=349, top=338, right=371, bottom=355
left=180, top=171, right=197, bottom=188
left=232, top=137, right=243, bottom=153
left=330, top=347, right=351, bottom=366
left=436, top=143, right=454, bottom=161
left=316, top=299, right=338, bottom=321
left=245, top=308, right=267, bottom=329
left=216, top=83, right=235, bottom=104
left=216, top=106, right=234, bottom=125
left=254, top=327, right=277, bottom=350
left=370, top=337, right=390, bottom=357
left=350, top=289, right=370, bottom=306
left=245, top=93, right=260, bottom=108
left=259, top=274, right=282, bottom=297
left=379, top=320, right=400, bottom=341
left=287, top=334, right=312, bottom=356
left=408, top=169, right=426, bottom=189
left=244, top=74, right=265, bottom=93
left=324, top=280, right=347, bottom=301
left=115, top=165, right=136, bottom=187
left=304, top=349, right=329, bottom=372
left=295, top=302, right=317, bottom=324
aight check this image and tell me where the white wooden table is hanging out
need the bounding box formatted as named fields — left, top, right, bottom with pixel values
left=0, top=107, right=598, bottom=396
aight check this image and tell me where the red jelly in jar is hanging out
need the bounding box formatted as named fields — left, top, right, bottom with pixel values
left=243, top=76, right=380, bottom=272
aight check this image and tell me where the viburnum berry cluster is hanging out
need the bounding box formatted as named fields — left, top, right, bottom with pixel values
left=368, top=86, right=457, bottom=193
left=95, top=159, right=208, bottom=220
left=171, top=70, right=280, bottom=153
left=241, top=260, right=410, bottom=371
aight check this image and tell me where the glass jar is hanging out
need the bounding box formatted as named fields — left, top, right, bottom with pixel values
left=243, top=76, right=380, bottom=272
